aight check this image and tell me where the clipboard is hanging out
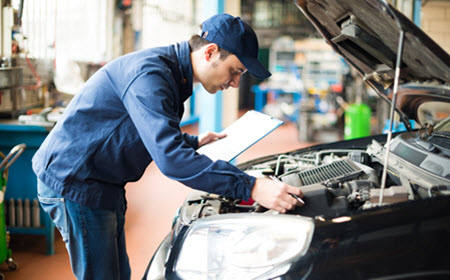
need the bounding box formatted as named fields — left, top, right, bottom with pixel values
left=197, top=110, right=284, bottom=162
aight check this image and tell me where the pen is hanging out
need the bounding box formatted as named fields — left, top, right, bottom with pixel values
left=269, top=175, right=305, bottom=204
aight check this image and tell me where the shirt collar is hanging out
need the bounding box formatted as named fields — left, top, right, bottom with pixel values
left=175, top=41, right=193, bottom=103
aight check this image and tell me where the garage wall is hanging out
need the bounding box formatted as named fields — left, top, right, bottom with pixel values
left=141, top=1, right=197, bottom=48
left=421, top=0, right=450, bottom=53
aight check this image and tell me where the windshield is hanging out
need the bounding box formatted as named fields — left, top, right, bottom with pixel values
left=417, top=101, right=450, bottom=128
left=434, top=115, right=450, bottom=133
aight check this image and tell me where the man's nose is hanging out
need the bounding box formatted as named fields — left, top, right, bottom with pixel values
left=229, top=74, right=241, bottom=88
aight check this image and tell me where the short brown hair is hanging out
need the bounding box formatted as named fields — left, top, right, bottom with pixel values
left=188, top=34, right=231, bottom=60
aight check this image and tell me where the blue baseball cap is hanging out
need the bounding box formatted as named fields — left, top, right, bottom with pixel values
left=200, top=13, right=271, bottom=80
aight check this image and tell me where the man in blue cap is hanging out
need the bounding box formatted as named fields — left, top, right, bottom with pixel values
left=33, top=13, right=304, bottom=279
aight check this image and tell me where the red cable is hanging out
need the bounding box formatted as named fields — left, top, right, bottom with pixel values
left=24, top=54, right=42, bottom=90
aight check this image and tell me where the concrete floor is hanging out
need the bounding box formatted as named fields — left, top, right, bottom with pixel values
left=1, top=119, right=319, bottom=280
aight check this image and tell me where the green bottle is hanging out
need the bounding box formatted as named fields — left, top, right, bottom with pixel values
left=344, top=103, right=371, bottom=140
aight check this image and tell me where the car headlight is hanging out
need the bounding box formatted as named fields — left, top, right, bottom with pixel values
left=172, top=213, right=314, bottom=280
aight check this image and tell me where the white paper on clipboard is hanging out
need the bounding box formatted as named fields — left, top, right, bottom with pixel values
left=197, top=110, right=284, bottom=162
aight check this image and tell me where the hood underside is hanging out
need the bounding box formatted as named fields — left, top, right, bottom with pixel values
left=294, top=0, right=450, bottom=94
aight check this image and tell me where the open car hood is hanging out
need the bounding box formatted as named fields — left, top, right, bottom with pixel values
left=294, top=0, right=450, bottom=122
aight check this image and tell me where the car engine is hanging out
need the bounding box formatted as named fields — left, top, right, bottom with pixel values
left=181, top=129, right=450, bottom=222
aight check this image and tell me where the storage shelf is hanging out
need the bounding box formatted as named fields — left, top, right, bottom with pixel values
left=0, top=122, right=55, bottom=255
left=8, top=227, right=46, bottom=235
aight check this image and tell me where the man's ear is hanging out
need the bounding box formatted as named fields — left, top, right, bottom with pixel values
left=203, top=43, right=219, bottom=62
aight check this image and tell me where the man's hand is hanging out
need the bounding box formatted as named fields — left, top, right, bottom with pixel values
left=251, top=178, right=304, bottom=213
left=198, top=131, right=226, bottom=147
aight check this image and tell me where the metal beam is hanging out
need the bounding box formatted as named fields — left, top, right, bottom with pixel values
left=413, top=0, right=421, bottom=27
left=198, top=0, right=225, bottom=133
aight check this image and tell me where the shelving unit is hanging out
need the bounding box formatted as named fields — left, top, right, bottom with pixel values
left=0, top=122, right=55, bottom=255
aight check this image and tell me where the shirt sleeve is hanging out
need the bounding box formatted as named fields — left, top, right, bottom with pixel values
left=120, top=70, right=255, bottom=200
left=182, top=133, right=198, bottom=149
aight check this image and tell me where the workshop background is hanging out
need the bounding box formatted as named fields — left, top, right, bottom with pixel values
left=0, top=0, right=449, bottom=279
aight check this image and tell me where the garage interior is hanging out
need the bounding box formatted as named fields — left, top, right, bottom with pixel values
left=0, top=0, right=449, bottom=279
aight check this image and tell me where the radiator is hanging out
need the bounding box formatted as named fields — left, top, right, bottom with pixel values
left=298, top=159, right=364, bottom=186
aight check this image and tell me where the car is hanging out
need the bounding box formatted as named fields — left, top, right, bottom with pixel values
left=143, top=0, right=450, bottom=279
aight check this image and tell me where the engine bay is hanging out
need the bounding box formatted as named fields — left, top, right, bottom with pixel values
left=243, top=142, right=402, bottom=218
left=180, top=130, right=450, bottom=223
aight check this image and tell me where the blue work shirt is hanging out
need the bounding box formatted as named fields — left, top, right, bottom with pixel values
left=32, top=41, right=256, bottom=211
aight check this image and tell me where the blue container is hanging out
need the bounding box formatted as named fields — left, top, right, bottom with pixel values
left=0, top=122, right=55, bottom=255
left=382, top=119, right=416, bottom=133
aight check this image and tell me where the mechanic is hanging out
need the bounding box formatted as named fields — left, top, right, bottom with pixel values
left=32, top=13, right=304, bottom=280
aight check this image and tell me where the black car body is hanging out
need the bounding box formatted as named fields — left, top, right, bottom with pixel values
left=143, top=0, right=450, bottom=279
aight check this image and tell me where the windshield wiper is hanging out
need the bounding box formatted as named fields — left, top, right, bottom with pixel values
left=432, top=131, right=450, bottom=139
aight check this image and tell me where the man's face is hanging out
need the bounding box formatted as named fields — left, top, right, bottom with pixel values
left=199, top=50, right=247, bottom=94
